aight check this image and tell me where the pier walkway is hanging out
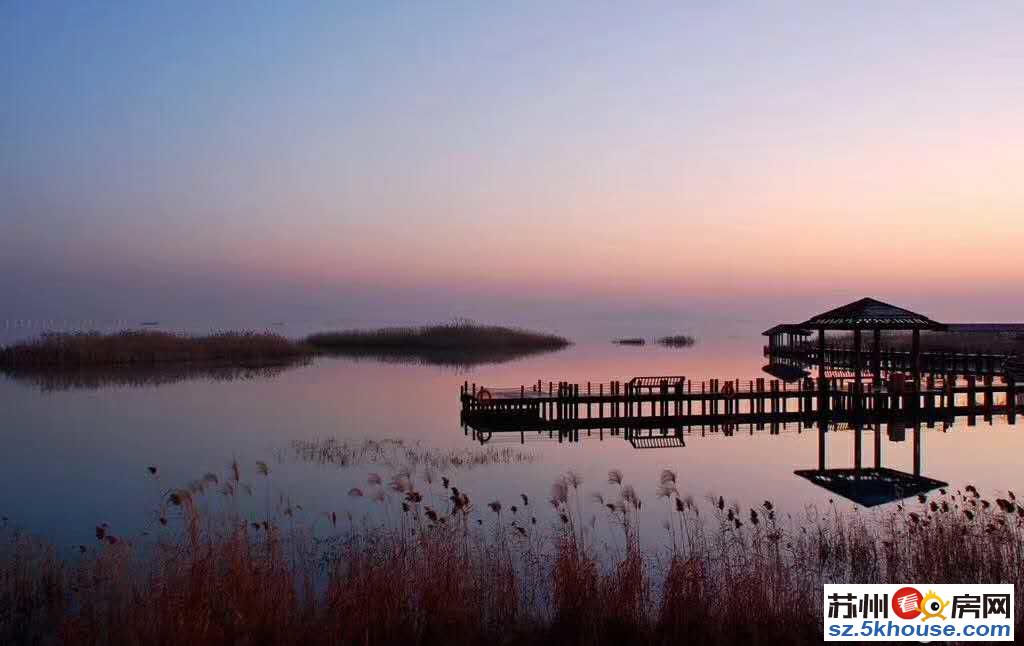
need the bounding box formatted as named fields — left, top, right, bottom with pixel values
left=460, top=374, right=1021, bottom=442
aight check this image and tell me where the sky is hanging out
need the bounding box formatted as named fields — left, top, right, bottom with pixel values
left=3, top=2, right=1023, bottom=327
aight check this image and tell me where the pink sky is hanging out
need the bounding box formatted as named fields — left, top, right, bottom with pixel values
left=4, top=4, right=1022, bottom=324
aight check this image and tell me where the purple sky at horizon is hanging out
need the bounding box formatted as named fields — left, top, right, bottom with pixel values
left=3, top=3, right=1023, bottom=326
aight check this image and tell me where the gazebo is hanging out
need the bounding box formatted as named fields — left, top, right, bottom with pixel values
left=762, top=324, right=812, bottom=351
left=799, top=298, right=946, bottom=403
left=762, top=324, right=813, bottom=382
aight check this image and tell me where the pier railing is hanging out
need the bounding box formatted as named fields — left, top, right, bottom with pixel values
left=764, top=343, right=1013, bottom=377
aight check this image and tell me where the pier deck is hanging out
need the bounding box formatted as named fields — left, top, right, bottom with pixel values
left=460, top=374, right=1021, bottom=438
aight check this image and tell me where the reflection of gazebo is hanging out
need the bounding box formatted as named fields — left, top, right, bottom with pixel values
left=629, top=435, right=685, bottom=449
left=794, top=468, right=947, bottom=507
left=799, top=298, right=946, bottom=399
left=794, top=422, right=947, bottom=507
left=762, top=363, right=810, bottom=382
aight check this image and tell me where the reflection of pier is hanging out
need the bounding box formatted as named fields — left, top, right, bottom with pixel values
left=459, top=392, right=962, bottom=507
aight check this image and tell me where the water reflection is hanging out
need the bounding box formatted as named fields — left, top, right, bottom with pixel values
left=2, top=324, right=1021, bottom=548
left=1, top=359, right=311, bottom=392
left=0, top=342, right=565, bottom=392
left=288, top=437, right=539, bottom=471
left=795, top=422, right=947, bottom=507
left=462, top=415, right=972, bottom=509
left=314, top=344, right=568, bottom=369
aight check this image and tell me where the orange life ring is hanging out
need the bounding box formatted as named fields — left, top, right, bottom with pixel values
left=477, top=388, right=493, bottom=401
left=721, top=382, right=735, bottom=399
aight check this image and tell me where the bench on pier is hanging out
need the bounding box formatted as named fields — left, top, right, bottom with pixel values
left=628, top=375, right=686, bottom=392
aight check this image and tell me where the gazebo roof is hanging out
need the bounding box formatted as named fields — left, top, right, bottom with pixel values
left=761, top=324, right=812, bottom=336
left=793, top=467, right=947, bottom=507
left=801, top=297, right=946, bottom=331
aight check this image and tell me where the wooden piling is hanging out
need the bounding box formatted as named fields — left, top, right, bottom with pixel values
left=1007, top=375, right=1017, bottom=425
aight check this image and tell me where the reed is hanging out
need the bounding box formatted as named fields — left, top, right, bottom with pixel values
left=2, top=463, right=1022, bottom=645
left=0, top=321, right=570, bottom=372
left=657, top=335, right=696, bottom=348
left=289, top=437, right=539, bottom=471
left=0, top=330, right=313, bottom=368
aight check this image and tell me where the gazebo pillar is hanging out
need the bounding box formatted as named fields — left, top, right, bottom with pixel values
left=912, top=422, right=922, bottom=476
left=911, top=329, right=921, bottom=408
left=872, top=329, right=881, bottom=384
left=873, top=421, right=882, bottom=468
left=853, top=422, right=862, bottom=470
left=817, top=424, right=827, bottom=470
left=872, top=328, right=881, bottom=410
left=817, top=327, right=827, bottom=413
left=853, top=328, right=862, bottom=405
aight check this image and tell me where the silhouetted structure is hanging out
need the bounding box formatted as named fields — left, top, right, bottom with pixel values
left=461, top=372, right=1020, bottom=441
left=798, top=298, right=946, bottom=412
left=762, top=325, right=813, bottom=382
left=765, top=299, right=1024, bottom=406
left=794, top=421, right=947, bottom=506
left=762, top=324, right=812, bottom=350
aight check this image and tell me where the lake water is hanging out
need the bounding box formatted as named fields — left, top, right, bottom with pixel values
left=2, top=317, right=1022, bottom=549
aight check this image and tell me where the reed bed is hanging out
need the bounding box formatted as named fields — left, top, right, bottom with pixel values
left=307, top=321, right=573, bottom=356
left=657, top=335, right=696, bottom=348
left=2, top=463, right=1022, bottom=645
left=289, top=437, right=539, bottom=471
left=0, top=330, right=313, bottom=368
left=0, top=322, right=569, bottom=372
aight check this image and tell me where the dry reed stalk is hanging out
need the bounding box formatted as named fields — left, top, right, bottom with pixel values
left=2, top=463, right=1022, bottom=645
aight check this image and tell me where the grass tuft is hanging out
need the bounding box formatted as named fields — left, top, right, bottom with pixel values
left=657, top=335, right=696, bottom=348
left=612, top=338, right=646, bottom=346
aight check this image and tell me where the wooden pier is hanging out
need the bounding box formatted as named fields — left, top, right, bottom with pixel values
left=459, top=374, right=1022, bottom=444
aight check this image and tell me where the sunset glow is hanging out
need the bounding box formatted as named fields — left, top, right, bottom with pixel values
left=4, top=3, right=1022, bottom=323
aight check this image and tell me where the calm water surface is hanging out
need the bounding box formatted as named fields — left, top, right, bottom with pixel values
left=2, top=318, right=1022, bottom=548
